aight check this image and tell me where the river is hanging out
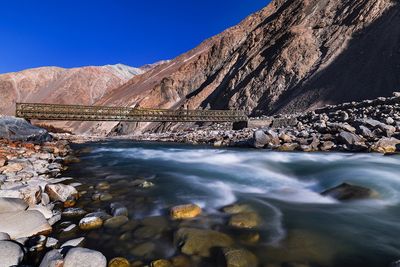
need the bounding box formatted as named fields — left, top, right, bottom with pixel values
left=63, top=141, right=400, bottom=267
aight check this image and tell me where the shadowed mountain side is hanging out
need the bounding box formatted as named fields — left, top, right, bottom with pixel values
left=274, top=0, right=400, bottom=114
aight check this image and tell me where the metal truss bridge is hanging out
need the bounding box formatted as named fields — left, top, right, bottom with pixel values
left=16, top=103, right=248, bottom=124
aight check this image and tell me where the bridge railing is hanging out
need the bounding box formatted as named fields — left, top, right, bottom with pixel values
left=16, top=103, right=248, bottom=122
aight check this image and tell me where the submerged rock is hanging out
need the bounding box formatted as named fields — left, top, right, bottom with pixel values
left=219, top=248, right=258, bottom=267
left=170, top=204, right=202, bottom=220
left=108, top=257, right=131, bottom=267
left=228, top=212, right=261, bottom=229
left=64, top=247, right=106, bottom=267
left=321, top=182, right=378, bottom=201
left=151, top=259, right=173, bottom=267
left=174, top=227, right=234, bottom=257
left=104, top=215, right=129, bottom=228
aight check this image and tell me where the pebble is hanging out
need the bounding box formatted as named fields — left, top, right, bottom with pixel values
left=170, top=204, right=202, bottom=220
left=79, top=216, right=103, bottom=231
left=64, top=247, right=106, bottom=267
left=104, top=216, right=129, bottom=228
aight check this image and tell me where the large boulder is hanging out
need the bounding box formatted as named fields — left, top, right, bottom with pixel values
left=338, top=131, right=364, bottom=146
left=0, top=240, right=24, bottom=267
left=0, top=116, right=51, bottom=143
left=174, top=227, right=234, bottom=257
left=253, top=129, right=280, bottom=148
left=0, top=197, right=28, bottom=213
left=321, top=183, right=378, bottom=201
left=370, top=137, right=400, bottom=153
left=64, top=247, right=106, bottom=267
left=0, top=210, right=52, bottom=239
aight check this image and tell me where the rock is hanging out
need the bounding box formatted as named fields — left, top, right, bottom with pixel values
left=266, top=230, right=335, bottom=265
left=253, top=129, right=280, bottom=148
left=79, top=216, right=103, bottom=231
left=95, top=181, right=110, bottom=190
left=0, top=116, right=51, bottom=143
left=0, top=197, right=28, bottom=213
left=0, top=155, right=7, bottom=167
left=64, top=247, right=107, bottom=267
left=170, top=204, right=202, bottom=220
left=174, top=227, right=234, bottom=257
left=0, top=240, right=24, bottom=267
left=320, top=141, right=335, bottom=151
left=110, top=202, right=129, bottom=217
left=28, top=205, right=53, bottom=219
left=170, top=255, right=191, bottom=267
left=229, top=212, right=260, bottom=229
left=253, top=130, right=268, bottom=148
left=338, top=131, right=363, bottom=146
left=85, top=211, right=112, bottom=221
left=61, top=237, right=85, bottom=248
left=99, top=192, right=113, bottom=201
left=63, top=155, right=80, bottom=164
left=39, top=249, right=63, bottom=267
left=108, top=257, right=130, bottom=267
left=357, top=125, right=375, bottom=139
left=321, top=182, right=378, bottom=201
left=45, top=183, right=78, bottom=202
left=386, top=117, right=395, bottom=125
left=220, top=248, right=258, bottom=267
left=151, top=259, right=173, bottom=267
left=277, top=143, right=299, bottom=151
left=134, top=225, right=162, bottom=239
left=130, top=241, right=156, bottom=259
left=370, top=137, right=400, bottom=153
left=45, top=237, right=59, bottom=248
left=0, top=232, right=10, bottom=241
left=62, top=207, right=87, bottom=218
left=222, top=203, right=253, bottom=214
left=131, top=179, right=155, bottom=188
left=0, top=210, right=52, bottom=239
left=104, top=216, right=129, bottom=228
left=327, top=122, right=356, bottom=133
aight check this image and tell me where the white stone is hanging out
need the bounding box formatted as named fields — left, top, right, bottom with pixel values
left=45, top=184, right=77, bottom=202
left=0, top=197, right=28, bottom=213
left=28, top=205, right=53, bottom=219
left=0, top=232, right=10, bottom=241
left=39, top=249, right=63, bottom=267
left=0, top=240, right=24, bottom=267
left=64, top=247, right=106, bottom=267
left=0, top=210, right=52, bottom=239
left=61, top=237, right=85, bottom=248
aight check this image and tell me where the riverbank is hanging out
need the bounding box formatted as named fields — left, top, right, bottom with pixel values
left=127, top=93, right=400, bottom=154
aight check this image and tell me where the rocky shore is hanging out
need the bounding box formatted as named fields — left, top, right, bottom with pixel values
left=132, top=93, right=400, bottom=154
left=0, top=117, right=113, bottom=266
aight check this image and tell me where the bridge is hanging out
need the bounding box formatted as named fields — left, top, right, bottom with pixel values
left=16, top=103, right=249, bottom=128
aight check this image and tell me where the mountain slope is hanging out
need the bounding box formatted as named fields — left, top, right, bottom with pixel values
left=88, top=0, right=400, bottom=134
left=0, top=64, right=144, bottom=115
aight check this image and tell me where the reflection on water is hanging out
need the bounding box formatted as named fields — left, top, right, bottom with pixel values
left=63, top=141, right=400, bottom=267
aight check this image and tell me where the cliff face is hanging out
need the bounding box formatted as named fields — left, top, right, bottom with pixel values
left=88, top=0, right=400, bottom=134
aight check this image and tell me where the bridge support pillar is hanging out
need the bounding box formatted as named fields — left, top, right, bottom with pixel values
left=232, top=120, right=248, bottom=130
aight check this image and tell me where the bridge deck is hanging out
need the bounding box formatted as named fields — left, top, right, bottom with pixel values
left=16, top=103, right=248, bottom=122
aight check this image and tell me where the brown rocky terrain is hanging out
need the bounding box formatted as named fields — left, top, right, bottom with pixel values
left=84, top=0, right=400, bottom=135
left=0, top=64, right=146, bottom=116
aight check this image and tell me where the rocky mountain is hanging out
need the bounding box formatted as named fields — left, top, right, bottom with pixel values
left=84, top=0, right=400, bottom=135
left=0, top=64, right=145, bottom=116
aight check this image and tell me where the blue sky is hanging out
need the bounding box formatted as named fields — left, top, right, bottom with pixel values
left=1, top=0, right=269, bottom=73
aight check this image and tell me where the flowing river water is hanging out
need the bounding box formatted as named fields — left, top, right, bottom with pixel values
left=61, top=141, right=400, bottom=267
